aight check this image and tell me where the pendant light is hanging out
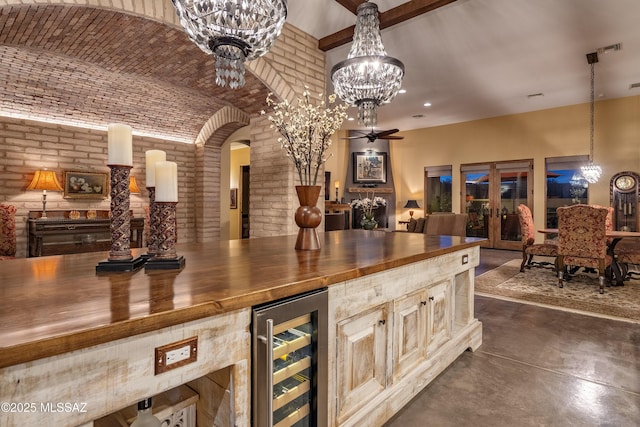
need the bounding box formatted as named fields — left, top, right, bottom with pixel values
left=580, top=52, right=602, bottom=184
left=330, top=1, right=405, bottom=127
left=171, top=0, right=288, bottom=89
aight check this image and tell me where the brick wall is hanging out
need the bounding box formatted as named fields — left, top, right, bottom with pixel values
left=0, top=116, right=196, bottom=257
left=0, top=0, right=330, bottom=245
left=247, top=24, right=328, bottom=237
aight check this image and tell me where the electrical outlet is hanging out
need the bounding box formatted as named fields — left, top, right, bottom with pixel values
left=155, top=337, right=198, bottom=375
left=165, top=345, right=192, bottom=365
left=461, top=254, right=469, bottom=265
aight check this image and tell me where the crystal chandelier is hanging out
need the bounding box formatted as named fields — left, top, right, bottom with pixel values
left=172, top=0, right=288, bottom=89
left=330, top=1, right=405, bottom=127
left=581, top=52, right=602, bottom=184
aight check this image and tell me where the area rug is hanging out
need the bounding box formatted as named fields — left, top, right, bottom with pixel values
left=475, top=259, right=640, bottom=323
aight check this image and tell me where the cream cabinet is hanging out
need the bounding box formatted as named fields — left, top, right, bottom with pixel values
left=335, top=303, right=391, bottom=423
left=393, top=289, right=427, bottom=380
left=328, top=247, right=483, bottom=427
left=426, top=280, right=452, bottom=356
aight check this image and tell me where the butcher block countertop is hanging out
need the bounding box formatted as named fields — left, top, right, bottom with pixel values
left=0, top=230, right=483, bottom=368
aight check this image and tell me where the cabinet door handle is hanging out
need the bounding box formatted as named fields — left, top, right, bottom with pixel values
left=378, top=319, right=386, bottom=326
left=421, top=301, right=427, bottom=306
left=429, top=296, right=435, bottom=301
left=66, top=225, right=76, bottom=230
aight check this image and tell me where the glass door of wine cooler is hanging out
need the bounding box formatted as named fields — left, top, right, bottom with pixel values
left=252, top=289, right=328, bottom=427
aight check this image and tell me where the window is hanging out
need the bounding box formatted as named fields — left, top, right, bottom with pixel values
left=425, top=165, right=452, bottom=213
left=545, top=155, right=589, bottom=228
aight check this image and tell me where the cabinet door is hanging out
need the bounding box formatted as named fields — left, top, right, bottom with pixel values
left=336, top=303, right=389, bottom=422
left=426, top=280, right=452, bottom=356
left=393, top=290, right=427, bottom=381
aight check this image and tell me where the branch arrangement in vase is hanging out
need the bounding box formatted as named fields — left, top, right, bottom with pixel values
left=263, top=88, right=347, bottom=186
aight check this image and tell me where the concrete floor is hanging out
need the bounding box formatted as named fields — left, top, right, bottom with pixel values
left=384, top=249, right=640, bottom=427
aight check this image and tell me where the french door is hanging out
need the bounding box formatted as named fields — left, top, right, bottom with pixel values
left=461, top=160, right=533, bottom=250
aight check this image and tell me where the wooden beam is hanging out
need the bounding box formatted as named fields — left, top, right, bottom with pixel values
left=334, top=0, right=362, bottom=15
left=320, top=0, right=458, bottom=52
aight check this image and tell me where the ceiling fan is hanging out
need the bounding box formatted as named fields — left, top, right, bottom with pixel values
left=341, top=128, right=404, bottom=143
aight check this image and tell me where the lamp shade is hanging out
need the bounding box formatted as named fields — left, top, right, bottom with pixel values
left=129, top=176, right=141, bottom=194
left=403, top=200, right=420, bottom=209
left=26, top=170, right=63, bottom=191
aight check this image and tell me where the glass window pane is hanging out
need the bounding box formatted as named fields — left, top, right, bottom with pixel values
left=426, top=165, right=452, bottom=213
left=545, top=156, right=589, bottom=228
left=499, top=170, right=527, bottom=242
left=464, top=172, right=489, bottom=238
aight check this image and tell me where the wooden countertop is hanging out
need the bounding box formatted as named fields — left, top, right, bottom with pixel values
left=0, top=231, right=483, bottom=368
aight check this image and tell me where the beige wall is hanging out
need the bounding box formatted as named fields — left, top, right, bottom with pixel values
left=329, top=96, right=640, bottom=234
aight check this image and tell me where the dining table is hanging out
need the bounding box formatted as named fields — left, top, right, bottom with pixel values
left=538, top=228, right=640, bottom=285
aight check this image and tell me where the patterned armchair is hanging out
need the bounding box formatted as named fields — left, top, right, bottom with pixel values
left=590, top=204, right=614, bottom=245
left=517, top=204, right=557, bottom=272
left=0, top=203, right=17, bottom=259
left=557, top=204, right=612, bottom=293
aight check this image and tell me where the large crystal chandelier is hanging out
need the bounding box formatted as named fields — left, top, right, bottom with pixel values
left=331, top=1, right=405, bottom=127
left=172, top=0, right=287, bottom=89
left=581, top=52, right=602, bottom=184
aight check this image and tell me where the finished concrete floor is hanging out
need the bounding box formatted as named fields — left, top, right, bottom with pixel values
left=384, top=249, right=640, bottom=427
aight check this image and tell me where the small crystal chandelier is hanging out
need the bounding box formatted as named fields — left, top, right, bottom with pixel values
left=581, top=52, right=602, bottom=184
left=171, top=0, right=288, bottom=89
left=331, top=1, right=405, bottom=127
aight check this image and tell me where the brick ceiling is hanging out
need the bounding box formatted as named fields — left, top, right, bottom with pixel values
left=0, top=5, right=271, bottom=142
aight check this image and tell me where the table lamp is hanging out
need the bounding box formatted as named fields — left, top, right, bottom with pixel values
left=26, top=169, right=63, bottom=219
left=403, top=199, right=421, bottom=219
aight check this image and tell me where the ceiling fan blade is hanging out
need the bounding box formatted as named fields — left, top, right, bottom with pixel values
left=386, top=136, right=404, bottom=140
left=341, top=135, right=367, bottom=140
left=375, top=128, right=400, bottom=137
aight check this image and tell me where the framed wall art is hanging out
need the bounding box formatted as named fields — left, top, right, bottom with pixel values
left=230, top=188, right=238, bottom=209
left=63, top=171, right=108, bottom=199
left=353, top=152, right=387, bottom=184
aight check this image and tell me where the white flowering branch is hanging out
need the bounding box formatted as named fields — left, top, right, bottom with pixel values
left=350, top=191, right=387, bottom=223
left=262, top=88, right=348, bottom=186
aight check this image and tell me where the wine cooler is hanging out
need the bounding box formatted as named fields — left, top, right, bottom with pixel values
left=252, top=288, right=328, bottom=427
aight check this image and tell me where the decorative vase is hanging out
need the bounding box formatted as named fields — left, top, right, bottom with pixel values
left=294, top=185, right=322, bottom=250
left=362, top=219, right=377, bottom=230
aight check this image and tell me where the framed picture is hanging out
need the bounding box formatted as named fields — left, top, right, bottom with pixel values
left=230, top=188, right=238, bottom=209
left=353, top=152, right=387, bottom=184
left=63, top=171, right=108, bottom=199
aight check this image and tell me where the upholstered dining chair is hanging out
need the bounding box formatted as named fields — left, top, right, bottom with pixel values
left=615, top=242, right=640, bottom=280
left=517, top=204, right=558, bottom=272
left=556, top=204, right=612, bottom=294
left=0, top=203, right=17, bottom=260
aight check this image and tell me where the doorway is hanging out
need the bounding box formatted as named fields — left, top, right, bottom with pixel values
left=241, top=165, right=250, bottom=239
left=461, top=160, right=533, bottom=250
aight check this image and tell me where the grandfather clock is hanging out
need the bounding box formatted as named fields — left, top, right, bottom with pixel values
left=610, top=171, right=640, bottom=231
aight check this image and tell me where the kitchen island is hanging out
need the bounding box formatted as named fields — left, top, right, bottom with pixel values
left=0, top=230, right=483, bottom=426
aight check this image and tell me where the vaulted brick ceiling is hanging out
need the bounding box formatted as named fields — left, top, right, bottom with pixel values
left=0, top=5, right=271, bottom=142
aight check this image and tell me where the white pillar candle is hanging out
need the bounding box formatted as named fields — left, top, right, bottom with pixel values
left=155, top=161, right=178, bottom=202
left=145, top=150, right=166, bottom=187
left=107, top=124, right=133, bottom=166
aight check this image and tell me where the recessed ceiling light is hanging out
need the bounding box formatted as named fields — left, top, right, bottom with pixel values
left=399, top=89, right=407, bottom=94
left=423, top=102, right=432, bottom=107
left=347, top=117, right=355, bottom=121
